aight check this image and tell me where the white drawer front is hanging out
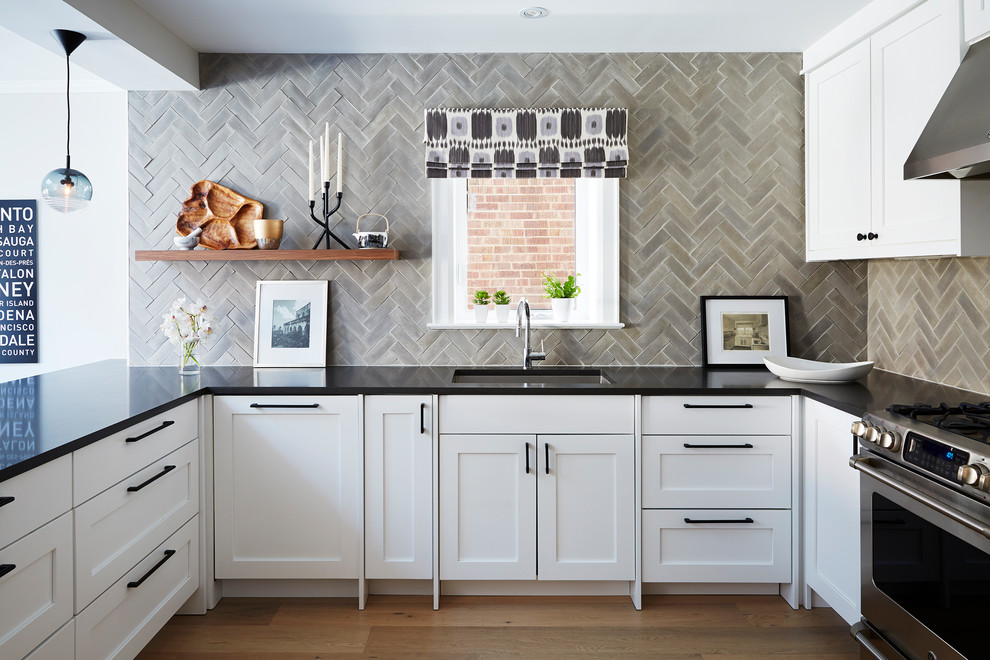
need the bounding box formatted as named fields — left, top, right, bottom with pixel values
left=0, top=513, right=73, bottom=660
left=440, top=395, right=634, bottom=434
left=642, top=396, right=791, bottom=435
left=74, top=400, right=198, bottom=505
left=75, top=515, right=199, bottom=660
left=24, top=620, right=74, bottom=660
left=642, top=436, right=791, bottom=509
left=0, top=454, right=71, bottom=550
left=642, top=509, right=791, bottom=583
left=74, top=440, right=199, bottom=612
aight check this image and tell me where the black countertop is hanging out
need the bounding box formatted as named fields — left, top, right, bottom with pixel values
left=1, top=359, right=984, bottom=483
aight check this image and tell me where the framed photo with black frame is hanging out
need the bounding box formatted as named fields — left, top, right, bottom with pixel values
left=700, top=295, right=790, bottom=368
left=253, top=280, right=329, bottom=368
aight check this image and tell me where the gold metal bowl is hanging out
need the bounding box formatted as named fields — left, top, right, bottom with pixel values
left=253, top=219, right=283, bottom=250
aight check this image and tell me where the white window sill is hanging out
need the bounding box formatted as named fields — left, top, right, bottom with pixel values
left=428, top=322, right=625, bottom=330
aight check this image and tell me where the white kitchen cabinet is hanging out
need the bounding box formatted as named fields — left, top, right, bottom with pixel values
left=964, top=0, right=990, bottom=42
left=364, top=395, right=433, bottom=580
left=0, top=512, right=73, bottom=660
left=537, top=435, right=635, bottom=581
left=75, top=516, right=199, bottom=660
left=642, top=509, right=792, bottom=583
left=641, top=396, right=795, bottom=592
left=74, top=439, right=199, bottom=612
left=439, top=433, right=634, bottom=581
left=0, top=453, right=71, bottom=551
left=642, top=435, right=791, bottom=509
left=214, top=396, right=362, bottom=579
left=802, top=398, right=861, bottom=626
left=440, top=434, right=536, bottom=580
left=805, top=40, right=872, bottom=256
left=805, top=0, right=976, bottom=261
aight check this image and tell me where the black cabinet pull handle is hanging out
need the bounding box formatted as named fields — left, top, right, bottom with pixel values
left=683, top=443, right=755, bottom=449
left=545, top=443, right=550, bottom=475
left=0, top=496, right=14, bottom=508
left=857, top=233, right=867, bottom=241
left=868, top=232, right=878, bottom=240
left=684, top=517, right=755, bottom=524
left=250, top=403, right=320, bottom=409
left=127, top=549, right=176, bottom=588
left=127, top=465, right=176, bottom=492
left=126, top=420, right=175, bottom=443
left=0, top=564, right=15, bottom=579
left=420, top=403, right=427, bottom=434
left=682, top=403, right=753, bottom=409
left=525, top=442, right=531, bottom=474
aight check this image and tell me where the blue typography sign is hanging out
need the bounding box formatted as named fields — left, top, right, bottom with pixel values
left=0, top=200, right=37, bottom=363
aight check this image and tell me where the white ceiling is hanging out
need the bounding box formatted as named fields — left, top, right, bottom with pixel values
left=130, top=0, right=874, bottom=54
left=0, top=0, right=876, bottom=90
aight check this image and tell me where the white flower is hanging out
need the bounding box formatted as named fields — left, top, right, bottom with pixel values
left=159, top=296, right=220, bottom=348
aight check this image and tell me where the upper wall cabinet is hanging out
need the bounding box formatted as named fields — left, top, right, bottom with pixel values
left=964, top=0, right=990, bottom=42
left=805, top=0, right=988, bottom=261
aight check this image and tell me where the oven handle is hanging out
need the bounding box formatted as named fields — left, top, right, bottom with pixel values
left=850, top=622, right=907, bottom=660
left=851, top=455, right=990, bottom=540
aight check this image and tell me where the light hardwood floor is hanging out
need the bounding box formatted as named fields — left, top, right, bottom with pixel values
left=137, top=595, right=860, bottom=659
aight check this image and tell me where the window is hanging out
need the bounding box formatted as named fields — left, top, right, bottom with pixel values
left=431, top=178, right=621, bottom=328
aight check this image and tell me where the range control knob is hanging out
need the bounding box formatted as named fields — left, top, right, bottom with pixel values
left=957, top=463, right=990, bottom=487
left=851, top=421, right=869, bottom=437
left=879, top=430, right=902, bottom=452
left=864, top=426, right=881, bottom=445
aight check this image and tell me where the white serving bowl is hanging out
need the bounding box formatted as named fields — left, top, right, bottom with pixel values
left=763, top=356, right=874, bottom=384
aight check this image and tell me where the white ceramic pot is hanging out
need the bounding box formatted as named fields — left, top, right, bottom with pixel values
left=494, top=304, right=510, bottom=323
left=550, top=298, right=575, bottom=323
left=474, top=305, right=489, bottom=323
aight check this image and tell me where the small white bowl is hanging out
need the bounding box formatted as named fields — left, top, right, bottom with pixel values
left=763, top=356, right=874, bottom=384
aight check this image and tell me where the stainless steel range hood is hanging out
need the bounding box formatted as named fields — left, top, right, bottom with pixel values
left=905, top=38, right=990, bottom=180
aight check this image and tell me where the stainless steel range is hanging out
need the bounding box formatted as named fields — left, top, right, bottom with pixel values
left=850, top=403, right=990, bottom=660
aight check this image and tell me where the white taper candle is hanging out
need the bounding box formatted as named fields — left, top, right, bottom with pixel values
left=319, top=136, right=326, bottom=187
left=336, top=133, right=344, bottom=194
left=324, top=123, right=331, bottom=183
left=308, top=140, right=315, bottom=201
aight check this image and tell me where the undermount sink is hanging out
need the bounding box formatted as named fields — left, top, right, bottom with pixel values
left=451, top=368, right=612, bottom=385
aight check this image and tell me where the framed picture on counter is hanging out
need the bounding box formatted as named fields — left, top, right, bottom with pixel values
left=700, top=295, right=789, bottom=368
left=253, top=280, right=329, bottom=367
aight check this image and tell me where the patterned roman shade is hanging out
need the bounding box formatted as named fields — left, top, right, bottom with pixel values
left=424, top=108, right=628, bottom=179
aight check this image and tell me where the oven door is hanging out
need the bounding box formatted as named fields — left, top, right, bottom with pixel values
left=852, top=453, right=990, bottom=660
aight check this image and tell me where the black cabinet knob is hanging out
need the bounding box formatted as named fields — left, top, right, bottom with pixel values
left=868, top=232, right=878, bottom=240
left=857, top=233, right=867, bottom=241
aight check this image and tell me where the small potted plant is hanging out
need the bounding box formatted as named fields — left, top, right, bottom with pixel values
left=473, top=289, right=491, bottom=323
left=493, top=290, right=512, bottom=323
left=542, top=272, right=581, bottom=323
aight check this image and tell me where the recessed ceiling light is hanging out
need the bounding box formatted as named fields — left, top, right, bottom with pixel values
left=519, top=7, right=550, bottom=19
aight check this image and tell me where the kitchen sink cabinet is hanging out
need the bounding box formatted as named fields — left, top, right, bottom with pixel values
left=802, top=398, right=861, bottom=626
left=805, top=0, right=981, bottom=261
left=438, top=433, right=634, bottom=581
left=213, top=396, right=361, bottom=579
left=364, top=395, right=434, bottom=580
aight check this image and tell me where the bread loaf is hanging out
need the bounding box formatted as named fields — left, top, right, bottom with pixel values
left=176, top=180, right=263, bottom=250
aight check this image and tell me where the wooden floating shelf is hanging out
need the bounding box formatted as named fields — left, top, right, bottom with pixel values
left=134, top=248, right=400, bottom=262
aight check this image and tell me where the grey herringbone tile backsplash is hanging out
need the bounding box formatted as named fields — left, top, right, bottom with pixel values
left=870, top=258, right=990, bottom=395
left=128, top=52, right=867, bottom=367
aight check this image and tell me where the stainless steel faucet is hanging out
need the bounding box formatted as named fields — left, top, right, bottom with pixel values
left=516, top=298, right=546, bottom=369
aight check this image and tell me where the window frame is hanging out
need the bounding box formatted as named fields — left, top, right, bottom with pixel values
left=429, top=178, right=623, bottom=329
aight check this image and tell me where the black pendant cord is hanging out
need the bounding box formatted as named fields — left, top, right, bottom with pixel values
left=64, top=50, right=72, bottom=176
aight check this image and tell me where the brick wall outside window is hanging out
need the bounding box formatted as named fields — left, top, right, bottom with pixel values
left=466, top=179, right=576, bottom=310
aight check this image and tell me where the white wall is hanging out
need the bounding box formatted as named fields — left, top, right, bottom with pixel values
left=0, top=26, right=129, bottom=380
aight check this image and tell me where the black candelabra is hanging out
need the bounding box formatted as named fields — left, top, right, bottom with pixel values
left=309, top=183, right=350, bottom=249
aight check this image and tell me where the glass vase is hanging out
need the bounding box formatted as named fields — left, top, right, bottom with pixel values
left=179, top=340, right=201, bottom=375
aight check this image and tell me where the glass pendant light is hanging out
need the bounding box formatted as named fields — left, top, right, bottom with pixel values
left=41, top=29, right=93, bottom=214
